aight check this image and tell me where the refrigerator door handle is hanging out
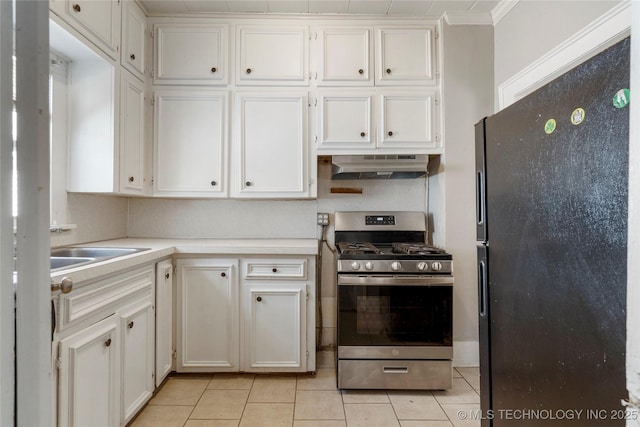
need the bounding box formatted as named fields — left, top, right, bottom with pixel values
left=476, top=170, right=485, bottom=228
left=478, top=251, right=488, bottom=317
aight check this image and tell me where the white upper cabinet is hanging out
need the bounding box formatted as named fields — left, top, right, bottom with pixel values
left=318, top=91, right=374, bottom=150
left=236, top=26, right=308, bottom=85
left=379, top=90, right=438, bottom=149
left=121, top=0, right=146, bottom=80
left=50, top=0, right=121, bottom=60
left=233, top=92, right=310, bottom=198
left=375, top=26, right=437, bottom=86
left=317, top=28, right=372, bottom=86
left=154, top=24, right=228, bottom=85
left=154, top=90, right=228, bottom=197
left=120, top=70, right=146, bottom=195
left=317, top=89, right=438, bottom=154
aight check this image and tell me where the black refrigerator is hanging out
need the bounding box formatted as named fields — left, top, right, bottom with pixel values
left=475, top=37, right=629, bottom=426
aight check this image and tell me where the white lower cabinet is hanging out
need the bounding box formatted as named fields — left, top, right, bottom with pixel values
left=155, top=259, right=174, bottom=386
left=244, top=285, right=306, bottom=372
left=55, top=265, right=155, bottom=427
left=120, top=298, right=155, bottom=425
left=176, top=256, right=315, bottom=373
left=176, top=258, right=239, bottom=372
left=58, top=315, right=121, bottom=427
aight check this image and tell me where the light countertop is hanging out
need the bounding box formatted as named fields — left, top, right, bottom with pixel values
left=50, top=238, right=319, bottom=285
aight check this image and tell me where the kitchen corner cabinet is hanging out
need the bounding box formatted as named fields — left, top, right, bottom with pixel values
left=49, top=0, right=121, bottom=60
left=236, top=26, right=308, bottom=85
left=153, top=90, right=229, bottom=197
left=232, top=92, right=310, bottom=198
left=375, top=26, right=437, bottom=86
left=317, top=89, right=438, bottom=153
left=155, top=259, right=174, bottom=387
left=316, top=28, right=373, bottom=86
left=121, top=0, right=146, bottom=80
left=154, top=24, right=229, bottom=86
left=120, top=298, right=155, bottom=425
left=119, top=69, right=146, bottom=195
left=176, top=259, right=239, bottom=372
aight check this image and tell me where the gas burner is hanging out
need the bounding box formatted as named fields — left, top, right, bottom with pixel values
left=392, top=242, right=445, bottom=255
left=337, top=242, right=380, bottom=254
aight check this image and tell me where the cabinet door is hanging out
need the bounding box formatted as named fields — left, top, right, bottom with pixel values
left=154, top=90, right=228, bottom=197
left=318, top=91, right=374, bottom=151
left=376, top=27, right=436, bottom=86
left=58, top=315, right=120, bottom=427
left=233, top=92, right=309, bottom=198
left=317, top=28, right=372, bottom=86
left=122, top=0, right=146, bottom=79
left=120, top=299, right=155, bottom=425
left=378, top=91, right=438, bottom=150
left=56, top=0, right=121, bottom=59
left=154, top=24, right=228, bottom=85
left=236, top=26, right=308, bottom=85
left=244, top=284, right=306, bottom=372
left=177, top=259, right=239, bottom=371
left=120, top=70, right=146, bottom=195
left=155, top=259, right=173, bottom=387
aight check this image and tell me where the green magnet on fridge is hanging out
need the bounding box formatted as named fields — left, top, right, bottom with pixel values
left=544, top=119, right=556, bottom=134
left=613, top=88, right=630, bottom=108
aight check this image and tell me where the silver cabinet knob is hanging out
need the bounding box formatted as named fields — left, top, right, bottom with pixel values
left=51, top=277, right=73, bottom=294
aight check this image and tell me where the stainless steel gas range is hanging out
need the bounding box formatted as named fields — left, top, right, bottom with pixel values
left=335, top=211, right=454, bottom=390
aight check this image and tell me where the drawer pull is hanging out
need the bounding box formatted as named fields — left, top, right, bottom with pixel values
left=128, top=321, right=134, bottom=329
left=383, top=366, right=408, bottom=374
left=104, top=338, right=112, bottom=347
left=272, top=268, right=278, bottom=273
left=51, top=277, right=73, bottom=294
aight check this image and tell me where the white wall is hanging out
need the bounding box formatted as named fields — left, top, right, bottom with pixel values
left=494, top=0, right=622, bottom=91
left=440, top=23, right=494, bottom=366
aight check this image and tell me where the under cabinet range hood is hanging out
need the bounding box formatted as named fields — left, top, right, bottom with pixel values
left=331, top=155, right=429, bottom=180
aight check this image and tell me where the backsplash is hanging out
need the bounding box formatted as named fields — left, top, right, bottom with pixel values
left=50, top=193, right=128, bottom=247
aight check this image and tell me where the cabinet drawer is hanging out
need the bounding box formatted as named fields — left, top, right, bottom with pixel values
left=243, top=259, right=307, bottom=280
left=58, top=266, right=154, bottom=331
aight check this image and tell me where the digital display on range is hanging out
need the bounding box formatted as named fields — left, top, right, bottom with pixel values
left=365, top=215, right=395, bottom=225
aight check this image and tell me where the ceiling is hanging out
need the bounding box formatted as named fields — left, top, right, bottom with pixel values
left=140, top=0, right=505, bottom=24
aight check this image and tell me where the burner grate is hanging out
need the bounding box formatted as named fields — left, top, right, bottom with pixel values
left=337, top=242, right=380, bottom=254
left=392, top=242, right=444, bottom=255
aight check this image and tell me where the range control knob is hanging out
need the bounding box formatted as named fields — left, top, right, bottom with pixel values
left=365, top=262, right=374, bottom=270
left=391, top=261, right=402, bottom=271
left=431, top=261, right=443, bottom=272
left=351, top=261, right=361, bottom=271
left=417, top=262, right=428, bottom=271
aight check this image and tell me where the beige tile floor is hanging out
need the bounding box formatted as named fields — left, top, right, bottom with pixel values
left=130, top=352, right=481, bottom=427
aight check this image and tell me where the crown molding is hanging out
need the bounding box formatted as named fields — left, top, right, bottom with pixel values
left=444, top=11, right=494, bottom=26
left=491, top=0, right=520, bottom=25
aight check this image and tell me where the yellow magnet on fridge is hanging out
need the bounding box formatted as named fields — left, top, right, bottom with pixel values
left=571, top=108, right=585, bottom=125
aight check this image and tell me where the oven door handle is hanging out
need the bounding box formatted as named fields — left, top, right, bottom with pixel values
left=338, top=275, right=454, bottom=286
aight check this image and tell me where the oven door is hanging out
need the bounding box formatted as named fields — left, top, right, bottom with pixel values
left=337, top=274, right=453, bottom=360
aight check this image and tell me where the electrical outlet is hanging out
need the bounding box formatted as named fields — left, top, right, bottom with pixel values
left=317, top=213, right=329, bottom=226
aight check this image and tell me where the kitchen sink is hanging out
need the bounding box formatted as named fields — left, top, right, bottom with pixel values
left=50, top=247, right=150, bottom=271
left=50, top=256, right=96, bottom=270
left=50, top=247, right=147, bottom=258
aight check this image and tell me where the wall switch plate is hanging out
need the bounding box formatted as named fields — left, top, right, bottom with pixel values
left=317, top=213, right=329, bottom=226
